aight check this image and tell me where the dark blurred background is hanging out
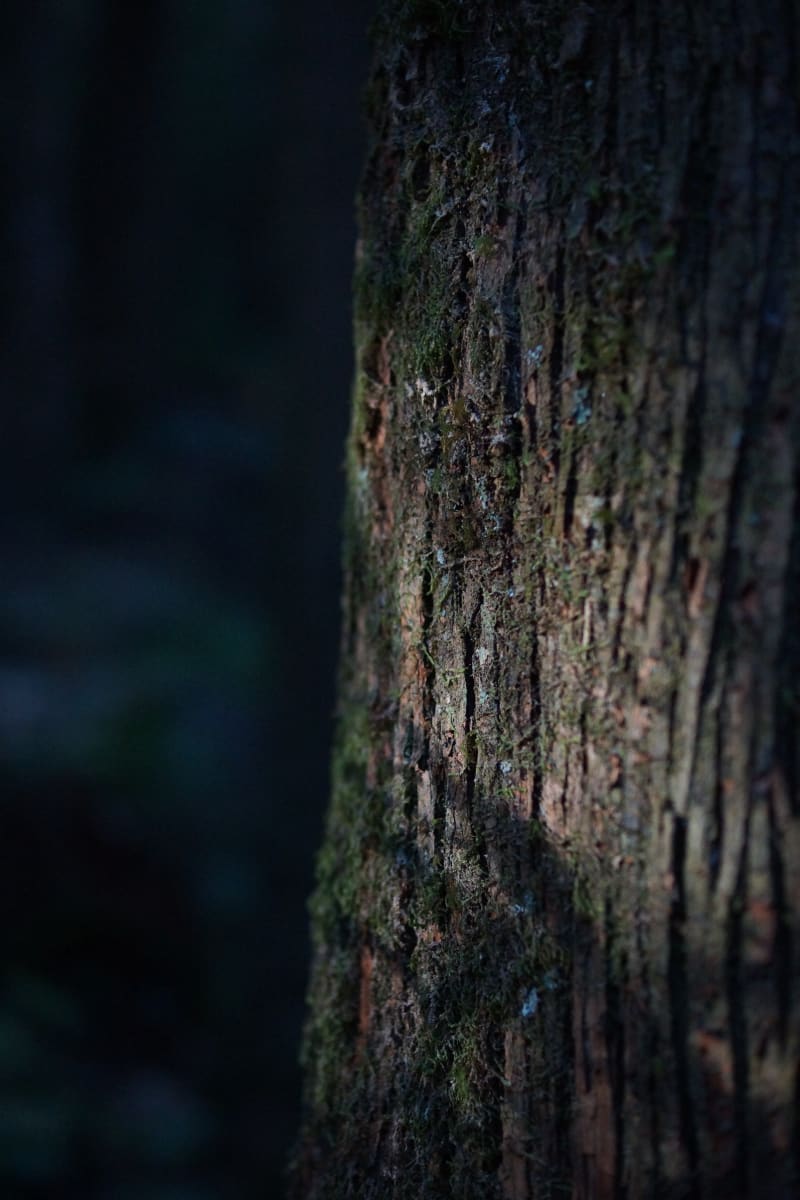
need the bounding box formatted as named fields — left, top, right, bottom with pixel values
left=0, top=2, right=372, bottom=1195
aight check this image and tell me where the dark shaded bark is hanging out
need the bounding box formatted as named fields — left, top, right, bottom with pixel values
left=292, top=2, right=800, bottom=1196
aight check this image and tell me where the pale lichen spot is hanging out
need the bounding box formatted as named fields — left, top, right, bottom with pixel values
left=521, top=987, right=539, bottom=1018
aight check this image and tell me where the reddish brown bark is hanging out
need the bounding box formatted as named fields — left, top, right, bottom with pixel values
left=291, top=3, right=800, bottom=1197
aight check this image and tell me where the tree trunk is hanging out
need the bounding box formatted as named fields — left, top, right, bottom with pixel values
left=290, top=2, right=800, bottom=1196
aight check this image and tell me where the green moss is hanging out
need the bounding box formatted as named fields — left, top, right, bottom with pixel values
left=404, top=888, right=570, bottom=1172
left=309, top=699, right=374, bottom=942
left=299, top=945, right=360, bottom=1113
left=572, top=871, right=602, bottom=922
left=473, top=233, right=497, bottom=259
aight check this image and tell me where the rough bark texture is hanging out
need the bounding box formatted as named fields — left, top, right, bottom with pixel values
left=291, top=2, right=800, bottom=1197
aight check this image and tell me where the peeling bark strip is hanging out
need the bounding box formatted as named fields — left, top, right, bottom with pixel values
left=290, top=2, right=800, bottom=1197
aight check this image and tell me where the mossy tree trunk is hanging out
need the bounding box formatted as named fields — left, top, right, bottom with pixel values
left=291, top=2, right=800, bottom=1197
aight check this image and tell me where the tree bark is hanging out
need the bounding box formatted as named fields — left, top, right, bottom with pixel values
left=291, top=2, right=800, bottom=1196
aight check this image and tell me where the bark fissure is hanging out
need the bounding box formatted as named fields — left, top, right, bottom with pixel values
left=603, top=901, right=626, bottom=1200
left=726, top=832, right=752, bottom=1190
left=667, top=812, right=700, bottom=1188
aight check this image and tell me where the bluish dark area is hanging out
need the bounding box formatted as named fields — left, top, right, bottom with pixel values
left=0, top=2, right=373, bottom=1195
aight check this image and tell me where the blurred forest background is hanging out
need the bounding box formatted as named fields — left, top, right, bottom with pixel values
left=0, top=2, right=372, bottom=1196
